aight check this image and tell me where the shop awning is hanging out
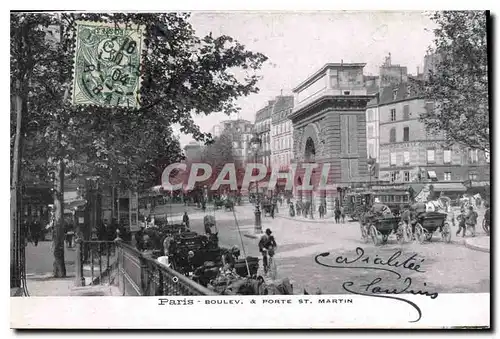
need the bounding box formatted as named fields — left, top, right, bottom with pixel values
left=464, top=180, right=490, bottom=188
left=427, top=171, right=437, bottom=179
left=432, top=183, right=467, bottom=192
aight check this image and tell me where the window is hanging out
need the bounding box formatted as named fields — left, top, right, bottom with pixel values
left=368, top=144, right=375, bottom=158
left=233, top=141, right=238, bottom=148
left=403, top=127, right=410, bottom=141
left=403, top=105, right=410, bottom=120
left=389, top=128, right=396, bottom=142
left=367, top=109, right=374, bottom=122
left=392, top=89, right=398, bottom=100
left=427, top=149, right=435, bottom=163
left=444, top=172, right=451, bottom=181
left=390, top=109, right=396, bottom=122
left=485, top=152, right=490, bottom=163
left=443, top=149, right=452, bottom=164
left=403, top=151, right=410, bottom=165
left=469, top=172, right=478, bottom=180
left=469, top=149, right=478, bottom=163
left=367, top=125, right=374, bottom=138
left=404, top=171, right=410, bottom=182
left=390, top=171, right=398, bottom=183
left=390, top=152, right=397, bottom=166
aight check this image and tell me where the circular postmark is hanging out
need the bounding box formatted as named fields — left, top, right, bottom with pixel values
left=76, top=25, right=142, bottom=107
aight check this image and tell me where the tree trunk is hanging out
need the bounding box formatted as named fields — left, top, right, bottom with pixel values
left=11, top=79, right=24, bottom=288
left=52, top=159, right=66, bottom=277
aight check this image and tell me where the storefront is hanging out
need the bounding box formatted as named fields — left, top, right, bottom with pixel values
left=463, top=180, right=490, bottom=202
left=430, top=182, right=467, bottom=200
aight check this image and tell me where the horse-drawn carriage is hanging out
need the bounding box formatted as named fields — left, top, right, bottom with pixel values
left=360, top=210, right=451, bottom=245
left=412, top=211, right=451, bottom=243
left=360, top=214, right=411, bottom=245
left=261, top=202, right=273, bottom=216
left=214, top=198, right=235, bottom=211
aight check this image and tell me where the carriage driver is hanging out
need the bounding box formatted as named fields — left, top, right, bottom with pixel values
left=369, top=198, right=393, bottom=218
left=409, top=201, right=427, bottom=236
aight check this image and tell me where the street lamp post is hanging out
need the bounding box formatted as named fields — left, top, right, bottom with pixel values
left=367, top=157, right=376, bottom=189
left=250, top=133, right=262, bottom=235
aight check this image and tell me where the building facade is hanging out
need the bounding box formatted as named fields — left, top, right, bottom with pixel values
left=271, top=95, right=294, bottom=171
left=213, top=119, right=255, bottom=164
left=290, top=62, right=374, bottom=216
left=366, top=97, right=380, bottom=161
left=183, top=141, right=203, bottom=162
left=378, top=82, right=490, bottom=194
left=254, top=102, right=272, bottom=167
left=379, top=53, right=408, bottom=88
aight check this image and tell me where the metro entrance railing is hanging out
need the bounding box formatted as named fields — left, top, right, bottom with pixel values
left=75, top=237, right=216, bottom=296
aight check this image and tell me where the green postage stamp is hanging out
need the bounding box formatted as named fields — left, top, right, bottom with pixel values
left=71, top=21, right=145, bottom=109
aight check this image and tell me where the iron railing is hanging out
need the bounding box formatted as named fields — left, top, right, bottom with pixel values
left=75, top=239, right=118, bottom=287
left=115, top=241, right=216, bottom=296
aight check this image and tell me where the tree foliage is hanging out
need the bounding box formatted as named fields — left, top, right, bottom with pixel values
left=11, top=12, right=268, bottom=276
left=12, top=12, right=268, bottom=189
left=421, top=11, right=489, bottom=152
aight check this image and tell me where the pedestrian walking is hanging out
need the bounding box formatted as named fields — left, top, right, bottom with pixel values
left=340, top=206, right=346, bottom=223
left=183, top=211, right=190, bottom=229
left=456, top=210, right=467, bottom=237
left=296, top=201, right=302, bottom=217
left=318, top=204, right=325, bottom=218
left=466, top=206, right=478, bottom=237
left=334, top=208, right=341, bottom=223
left=64, top=222, right=75, bottom=248
left=135, top=226, right=145, bottom=251
left=30, top=219, right=41, bottom=246
left=289, top=201, right=295, bottom=217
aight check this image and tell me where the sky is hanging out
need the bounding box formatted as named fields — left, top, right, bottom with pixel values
left=173, top=11, right=437, bottom=147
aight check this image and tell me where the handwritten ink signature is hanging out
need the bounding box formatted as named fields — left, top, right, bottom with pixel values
left=314, top=247, right=438, bottom=323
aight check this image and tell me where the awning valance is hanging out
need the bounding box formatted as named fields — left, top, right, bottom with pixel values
left=432, top=183, right=467, bottom=192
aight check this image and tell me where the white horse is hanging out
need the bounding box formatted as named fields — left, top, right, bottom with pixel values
left=425, top=198, right=448, bottom=213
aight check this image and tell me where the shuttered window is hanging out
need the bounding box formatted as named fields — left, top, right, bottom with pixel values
left=390, top=128, right=396, bottom=142
left=403, top=127, right=410, bottom=141
left=403, top=105, right=410, bottom=120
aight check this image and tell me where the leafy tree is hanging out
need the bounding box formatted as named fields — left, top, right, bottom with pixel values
left=421, top=11, right=489, bottom=152
left=11, top=12, right=267, bottom=277
left=199, top=132, right=237, bottom=192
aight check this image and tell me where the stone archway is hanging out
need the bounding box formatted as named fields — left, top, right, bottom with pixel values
left=304, top=137, right=316, bottom=162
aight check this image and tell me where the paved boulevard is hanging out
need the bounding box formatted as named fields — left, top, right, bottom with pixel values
left=25, top=203, right=490, bottom=296
left=181, top=204, right=490, bottom=295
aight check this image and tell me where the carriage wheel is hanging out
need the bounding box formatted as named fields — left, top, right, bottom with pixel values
left=370, top=225, right=379, bottom=246
left=441, top=222, right=452, bottom=243
left=405, top=224, right=413, bottom=243
left=360, top=224, right=367, bottom=241
left=382, top=234, right=389, bottom=244
left=482, top=219, right=490, bottom=235
left=396, top=223, right=405, bottom=245
left=425, top=233, right=433, bottom=242
left=414, top=224, right=426, bottom=244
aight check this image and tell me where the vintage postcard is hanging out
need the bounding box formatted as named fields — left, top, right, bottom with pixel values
left=9, top=9, right=491, bottom=329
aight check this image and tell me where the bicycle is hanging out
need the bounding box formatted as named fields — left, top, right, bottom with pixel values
left=263, top=247, right=277, bottom=280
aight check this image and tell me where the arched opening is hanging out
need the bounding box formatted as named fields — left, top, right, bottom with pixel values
left=305, top=137, right=316, bottom=162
